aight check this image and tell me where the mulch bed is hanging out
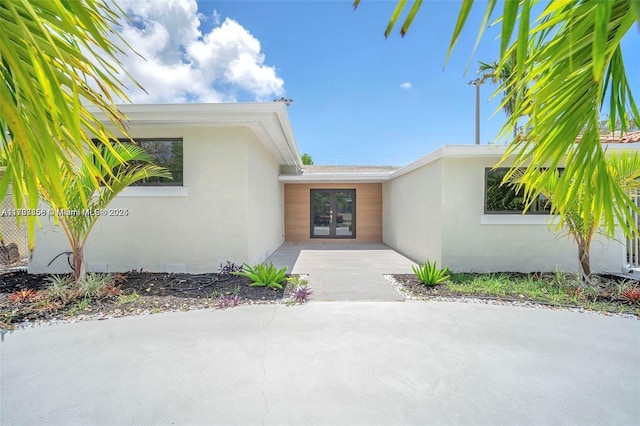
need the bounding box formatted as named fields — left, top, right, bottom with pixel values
left=0, top=271, right=287, bottom=328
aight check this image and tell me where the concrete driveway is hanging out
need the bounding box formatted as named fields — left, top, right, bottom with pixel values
left=2, top=302, right=638, bottom=425
left=267, top=243, right=416, bottom=301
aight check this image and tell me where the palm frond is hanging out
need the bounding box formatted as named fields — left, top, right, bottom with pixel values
left=364, top=0, right=638, bottom=238
left=43, top=142, right=171, bottom=255
left=0, top=0, right=140, bottom=249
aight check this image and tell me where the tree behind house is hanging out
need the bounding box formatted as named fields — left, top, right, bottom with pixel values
left=301, top=153, right=314, bottom=165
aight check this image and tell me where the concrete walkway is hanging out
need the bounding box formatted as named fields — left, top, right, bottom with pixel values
left=2, top=303, right=638, bottom=425
left=267, top=243, right=416, bottom=301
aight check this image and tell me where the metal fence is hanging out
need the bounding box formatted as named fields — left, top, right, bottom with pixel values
left=628, top=189, right=640, bottom=269
left=0, top=193, right=28, bottom=269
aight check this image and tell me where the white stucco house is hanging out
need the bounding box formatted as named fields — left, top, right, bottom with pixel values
left=27, top=103, right=640, bottom=275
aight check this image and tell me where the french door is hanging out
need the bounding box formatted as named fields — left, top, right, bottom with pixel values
left=310, top=189, right=355, bottom=239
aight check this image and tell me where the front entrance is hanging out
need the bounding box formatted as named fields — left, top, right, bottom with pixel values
left=310, top=189, right=355, bottom=239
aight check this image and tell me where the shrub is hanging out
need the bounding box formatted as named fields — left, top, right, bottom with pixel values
left=118, top=290, right=139, bottom=305
left=286, top=276, right=308, bottom=289
left=219, top=261, right=243, bottom=276
left=7, top=289, right=40, bottom=303
left=45, top=275, right=75, bottom=301
left=216, top=294, right=241, bottom=309
left=77, top=273, right=112, bottom=299
left=232, top=263, right=288, bottom=290
left=620, top=285, right=640, bottom=303
left=291, top=287, right=313, bottom=304
left=412, top=260, right=450, bottom=286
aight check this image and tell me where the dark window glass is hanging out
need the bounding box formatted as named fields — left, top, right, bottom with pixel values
left=132, top=139, right=183, bottom=186
left=484, top=168, right=555, bottom=214
left=93, top=138, right=183, bottom=186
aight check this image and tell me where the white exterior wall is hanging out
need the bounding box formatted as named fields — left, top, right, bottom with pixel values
left=382, top=159, right=443, bottom=264
left=29, top=126, right=284, bottom=274
left=439, top=156, right=624, bottom=273
left=246, top=133, right=285, bottom=264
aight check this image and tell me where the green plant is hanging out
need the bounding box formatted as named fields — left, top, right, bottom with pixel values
left=549, top=267, right=578, bottom=288
left=286, top=276, right=308, bottom=290
left=209, top=289, right=224, bottom=299
left=233, top=263, right=288, bottom=290
left=412, top=260, right=450, bottom=286
left=45, top=275, right=75, bottom=301
left=301, top=153, right=314, bottom=165
left=40, top=143, right=170, bottom=281
left=356, top=0, right=640, bottom=249
left=117, top=290, right=139, bottom=305
left=35, top=299, right=60, bottom=312
left=1, top=0, right=142, bottom=250
left=77, top=273, right=112, bottom=299
left=512, top=153, right=640, bottom=284
left=67, top=298, right=90, bottom=316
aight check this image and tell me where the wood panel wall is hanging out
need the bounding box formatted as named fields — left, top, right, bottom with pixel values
left=284, top=183, right=382, bottom=242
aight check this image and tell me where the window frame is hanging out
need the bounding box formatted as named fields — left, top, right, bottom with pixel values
left=93, top=138, right=184, bottom=187
left=483, top=167, right=559, bottom=215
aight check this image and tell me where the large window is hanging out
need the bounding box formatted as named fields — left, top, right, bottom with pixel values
left=95, top=138, right=183, bottom=186
left=484, top=168, right=553, bottom=214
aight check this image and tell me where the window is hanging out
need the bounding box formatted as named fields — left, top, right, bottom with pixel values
left=132, top=139, right=183, bottom=186
left=94, top=138, right=183, bottom=186
left=484, top=168, right=554, bottom=214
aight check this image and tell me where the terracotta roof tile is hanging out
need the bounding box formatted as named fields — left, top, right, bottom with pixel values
left=597, top=130, right=640, bottom=144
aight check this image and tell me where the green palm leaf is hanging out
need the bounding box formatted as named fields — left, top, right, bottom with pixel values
left=0, top=0, right=141, bottom=250
left=363, top=0, right=639, bottom=240
left=40, top=142, right=171, bottom=280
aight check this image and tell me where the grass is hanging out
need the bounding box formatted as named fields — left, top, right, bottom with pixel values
left=400, top=272, right=640, bottom=316
left=448, top=273, right=568, bottom=301
left=67, top=298, right=90, bottom=316
left=117, top=290, right=139, bottom=305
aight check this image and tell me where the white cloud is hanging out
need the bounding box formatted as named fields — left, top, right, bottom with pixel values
left=212, top=10, right=222, bottom=26
left=106, top=0, right=284, bottom=103
left=400, top=82, right=412, bottom=90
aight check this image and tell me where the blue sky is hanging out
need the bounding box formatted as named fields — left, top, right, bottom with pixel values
left=114, top=1, right=640, bottom=166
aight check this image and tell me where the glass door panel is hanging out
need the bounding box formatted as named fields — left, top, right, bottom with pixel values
left=334, top=190, right=354, bottom=237
left=311, top=190, right=331, bottom=237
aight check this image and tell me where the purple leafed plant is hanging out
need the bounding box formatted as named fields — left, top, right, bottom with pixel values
left=292, top=287, right=313, bottom=304
left=218, top=261, right=243, bottom=276
left=216, top=294, right=241, bottom=309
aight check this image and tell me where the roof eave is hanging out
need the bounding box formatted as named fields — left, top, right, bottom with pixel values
left=279, top=173, right=391, bottom=183
left=85, top=103, right=302, bottom=168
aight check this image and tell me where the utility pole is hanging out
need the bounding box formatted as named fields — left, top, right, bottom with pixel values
left=468, top=78, right=485, bottom=145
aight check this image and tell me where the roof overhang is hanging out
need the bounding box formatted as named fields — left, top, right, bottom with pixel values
left=388, top=143, right=640, bottom=180
left=86, top=103, right=302, bottom=169
left=279, top=173, right=392, bottom=183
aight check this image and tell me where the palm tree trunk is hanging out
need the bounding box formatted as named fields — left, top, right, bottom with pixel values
left=72, top=243, right=86, bottom=281
left=577, top=238, right=591, bottom=285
